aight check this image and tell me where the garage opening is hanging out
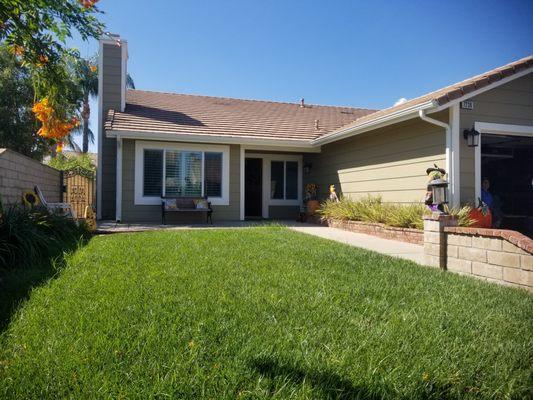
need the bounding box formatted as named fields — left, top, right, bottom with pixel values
left=481, top=134, right=533, bottom=237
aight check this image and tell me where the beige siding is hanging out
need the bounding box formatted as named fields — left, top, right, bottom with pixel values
left=100, top=43, right=122, bottom=219
left=459, top=72, right=533, bottom=203
left=304, top=116, right=447, bottom=203
left=121, top=140, right=241, bottom=223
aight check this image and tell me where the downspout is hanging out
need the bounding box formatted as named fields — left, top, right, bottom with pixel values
left=418, top=110, right=453, bottom=206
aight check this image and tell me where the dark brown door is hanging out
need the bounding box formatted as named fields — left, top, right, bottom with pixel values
left=245, top=158, right=262, bottom=218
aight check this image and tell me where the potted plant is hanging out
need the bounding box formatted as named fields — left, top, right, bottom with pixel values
left=305, top=183, right=319, bottom=215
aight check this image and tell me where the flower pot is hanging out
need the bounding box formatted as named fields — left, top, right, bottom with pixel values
left=306, top=200, right=320, bottom=216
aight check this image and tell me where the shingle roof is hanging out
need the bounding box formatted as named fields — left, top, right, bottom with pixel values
left=319, top=55, right=533, bottom=141
left=105, top=90, right=375, bottom=142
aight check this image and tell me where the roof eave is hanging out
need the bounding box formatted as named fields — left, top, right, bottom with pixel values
left=311, top=100, right=437, bottom=146
left=106, top=129, right=322, bottom=152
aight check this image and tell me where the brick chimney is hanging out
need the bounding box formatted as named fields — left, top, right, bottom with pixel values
left=97, top=34, right=128, bottom=220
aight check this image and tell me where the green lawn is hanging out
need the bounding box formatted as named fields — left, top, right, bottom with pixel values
left=0, top=227, right=532, bottom=399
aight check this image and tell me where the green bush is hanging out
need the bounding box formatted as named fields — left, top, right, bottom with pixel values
left=319, top=195, right=473, bottom=229
left=47, top=153, right=95, bottom=174
left=0, top=201, right=89, bottom=269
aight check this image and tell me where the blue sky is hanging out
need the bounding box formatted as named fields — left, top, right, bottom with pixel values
left=70, top=0, right=533, bottom=152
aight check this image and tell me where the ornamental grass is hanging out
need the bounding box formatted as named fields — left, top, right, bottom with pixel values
left=319, top=195, right=473, bottom=230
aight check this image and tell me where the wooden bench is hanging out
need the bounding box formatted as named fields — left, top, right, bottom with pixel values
left=161, top=196, right=213, bottom=225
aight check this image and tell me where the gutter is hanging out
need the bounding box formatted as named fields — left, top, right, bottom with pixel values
left=106, top=129, right=322, bottom=152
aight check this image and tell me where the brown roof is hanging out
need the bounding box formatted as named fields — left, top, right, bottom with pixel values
left=319, top=55, right=533, bottom=141
left=105, top=55, right=532, bottom=145
left=105, top=90, right=375, bottom=142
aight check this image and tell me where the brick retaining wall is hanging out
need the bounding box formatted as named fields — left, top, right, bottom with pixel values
left=444, top=227, right=532, bottom=290
left=423, top=214, right=532, bottom=291
left=322, top=218, right=423, bottom=244
left=0, top=148, right=61, bottom=205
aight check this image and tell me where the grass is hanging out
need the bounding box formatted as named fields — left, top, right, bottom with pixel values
left=319, top=196, right=473, bottom=230
left=0, top=227, right=532, bottom=399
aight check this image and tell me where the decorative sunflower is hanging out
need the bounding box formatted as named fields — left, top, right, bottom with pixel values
left=22, top=191, right=40, bottom=207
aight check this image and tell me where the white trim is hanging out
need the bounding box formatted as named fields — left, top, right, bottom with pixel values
left=474, top=122, right=533, bottom=136
left=311, top=100, right=436, bottom=145
left=239, top=146, right=245, bottom=220
left=96, top=39, right=104, bottom=219
left=474, top=121, right=533, bottom=201
left=134, top=141, right=230, bottom=206
left=115, top=136, right=123, bottom=221
left=475, top=135, right=481, bottom=204
left=430, top=68, right=533, bottom=114
left=450, top=104, right=461, bottom=207
left=246, top=153, right=303, bottom=218
left=107, top=129, right=320, bottom=151
left=120, top=40, right=128, bottom=112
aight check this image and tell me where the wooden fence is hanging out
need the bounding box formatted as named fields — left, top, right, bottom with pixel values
left=62, top=167, right=95, bottom=219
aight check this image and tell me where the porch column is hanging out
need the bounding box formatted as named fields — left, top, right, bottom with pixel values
left=115, top=136, right=123, bottom=222
left=239, top=145, right=245, bottom=220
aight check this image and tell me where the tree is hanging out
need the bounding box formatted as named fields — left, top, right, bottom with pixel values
left=71, top=55, right=135, bottom=153
left=0, top=46, right=48, bottom=158
left=0, top=0, right=104, bottom=150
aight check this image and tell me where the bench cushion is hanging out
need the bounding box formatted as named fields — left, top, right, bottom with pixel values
left=163, top=197, right=209, bottom=211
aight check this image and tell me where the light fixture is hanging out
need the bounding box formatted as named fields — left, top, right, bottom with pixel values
left=303, top=162, right=312, bottom=175
left=428, top=176, right=449, bottom=213
left=463, top=127, right=480, bottom=147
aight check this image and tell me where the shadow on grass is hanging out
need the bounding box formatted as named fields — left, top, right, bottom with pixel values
left=0, top=235, right=91, bottom=333
left=251, top=356, right=388, bottom=399
left=251, top=356, right=459, bottom=400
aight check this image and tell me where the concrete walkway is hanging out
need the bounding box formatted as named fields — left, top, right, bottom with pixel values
left=289, top=225, right=424, bottom=265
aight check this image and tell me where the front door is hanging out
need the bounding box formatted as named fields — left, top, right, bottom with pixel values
left=245, top=158, right=262, bottom=218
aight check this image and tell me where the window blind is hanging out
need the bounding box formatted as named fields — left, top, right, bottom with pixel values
left=165, top=150, right=202, bottom=197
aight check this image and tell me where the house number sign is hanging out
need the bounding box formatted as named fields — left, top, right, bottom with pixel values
left=460, top=100, right=474, bottom=110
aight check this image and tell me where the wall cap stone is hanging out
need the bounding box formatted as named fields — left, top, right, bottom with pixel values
left=444, top=227, right=533, bottom=255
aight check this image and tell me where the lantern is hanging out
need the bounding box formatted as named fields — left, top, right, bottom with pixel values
left=428, top=176, right=449, bottom=212
left=463, top=127, right=480, bottom=147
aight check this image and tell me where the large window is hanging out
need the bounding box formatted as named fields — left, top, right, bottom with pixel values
left=271, top=160, right=299, bottom=200
left=136, top=142, right=229, bottom=205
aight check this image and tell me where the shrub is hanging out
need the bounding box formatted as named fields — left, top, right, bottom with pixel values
left=319, top=195, right=473, bottom=229
left=0, top=201, right=89, bottom=269
left=47, top=153, right=95, bottom=174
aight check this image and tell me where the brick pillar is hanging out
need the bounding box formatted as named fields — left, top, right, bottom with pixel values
left=423, top=213, right=457, bottom=269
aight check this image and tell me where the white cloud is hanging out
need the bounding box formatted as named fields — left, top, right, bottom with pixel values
left=394, top=97, right=408, bottom=106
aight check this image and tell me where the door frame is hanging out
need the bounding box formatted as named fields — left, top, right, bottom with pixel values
left=474, top=122, right=533, bottom=202
left=241, top=152, right=303, bottom=219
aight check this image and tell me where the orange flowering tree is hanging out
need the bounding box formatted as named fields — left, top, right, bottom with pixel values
left=0, top=0, right=104, bottom=153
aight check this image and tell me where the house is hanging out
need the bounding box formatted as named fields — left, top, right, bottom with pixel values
left=98, top=34, right=533, bottom=230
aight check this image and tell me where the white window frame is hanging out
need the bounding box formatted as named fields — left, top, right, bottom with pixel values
left=134, top=140, right=230, bottom=206
left=269, top=159, right=300, bottom=203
